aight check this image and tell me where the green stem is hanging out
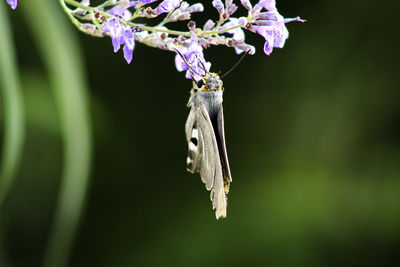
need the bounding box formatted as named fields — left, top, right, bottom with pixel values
left=96, top=0, right=116, bottom=9
left=157, top=8, right=174, bottom=27
left=59, top=0, right=84, bottom=33
left=128, top=3, right=144, bottom=22
left=0, top=0, right=25, bottom=207
left=214, top=14, right=225, bottom=36
left=22, top=1, right=92, bottom=267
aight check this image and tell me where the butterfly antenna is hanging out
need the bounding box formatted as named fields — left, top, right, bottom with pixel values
left=220, top=50, right=250, bottom=79
left=175, top=48, right=201, bottom=80
left=195, top=53, right=208, bottom=74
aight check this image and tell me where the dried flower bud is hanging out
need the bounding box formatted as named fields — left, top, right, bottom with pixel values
left=81, top=23, right=104, bottom=37
left=188, top=21, right=196, bottom=31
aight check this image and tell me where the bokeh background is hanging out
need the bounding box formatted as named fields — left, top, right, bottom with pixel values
left=1, top=0, right=400, bottom=266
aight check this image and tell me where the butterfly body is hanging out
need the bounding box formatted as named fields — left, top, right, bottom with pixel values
left=185, top=73, right=232, bottom=219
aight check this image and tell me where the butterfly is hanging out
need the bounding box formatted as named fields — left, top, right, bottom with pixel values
left=184, top=67, right=232, bottom=219
left=176, top=48, right=249, bottom=219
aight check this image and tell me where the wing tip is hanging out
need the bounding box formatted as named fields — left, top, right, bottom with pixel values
left=215, top=209, right=227, bottom=219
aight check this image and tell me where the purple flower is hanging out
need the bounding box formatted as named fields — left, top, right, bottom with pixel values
left=108, top=5, right=132, bottom=20
left=129, top=0, right=159, bottom=8
left=7, top=0, right=17, bottom=9
left=255, top=0, right=276, bottom=12
left=250, top=1, right=305, bottom=55
left=186, top=3, right=204, bottom=13
left=212, top=0, right=224, bottom=14
left=156, top=0, right=180, bottom=14
left=255, top=15, right=304, bottom=55
left=220, top=18, right=247, bottom=54
left=123, top=28, right=136, bottom=63
left=103, top=18, right=136, bottom=63
left=175, top=34, right=211, bottom=80
left=240, top=0, right=252, bottom=11
left=103, top=18, right=124, bottom=52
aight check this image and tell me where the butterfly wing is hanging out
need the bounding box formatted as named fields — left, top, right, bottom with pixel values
left=216, top=106, right=232, bottom=193
left=185, top=101, right=227, bottom=219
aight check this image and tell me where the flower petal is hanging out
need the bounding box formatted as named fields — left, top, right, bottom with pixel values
left=7, top=0, right=17, bottom=9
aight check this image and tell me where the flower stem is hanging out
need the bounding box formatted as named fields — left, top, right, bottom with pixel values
left=128, top=3, right=144, bottom=22
left=59, top=0, right=84, bottom=32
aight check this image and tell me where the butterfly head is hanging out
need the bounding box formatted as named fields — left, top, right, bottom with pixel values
left=196, top=73, right=223, bottom=92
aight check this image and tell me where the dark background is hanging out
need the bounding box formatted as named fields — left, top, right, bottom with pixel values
left=1, top=0, right=400, bottom=266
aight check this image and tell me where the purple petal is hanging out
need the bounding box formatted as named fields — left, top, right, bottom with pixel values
left=7, top=0, right=17, bottom=9
left=156, top=0, right=180, bottom=14
left=187, top=3, right=204, bottom=13
left=263, top=34, right=274, bottom=55
left=103, top=18, right=123, bottom=52
left=227, top=4, right=238, bottom=15
left=140, top=0, right=159, bottom=3
left=123, top=29, right=135, bottom=63
left=212, top=0, right=224, bottom=14
left=123, top=44, right=134, bottom=63
left=108, top=5, right=132, bottom=20
left=284, top=16, right=306, bottom=23
left=129, top=0, right=159, bottom=8
left=175, top=54, right=188, bottom=72
left=273, top=25, right=288, bottom=48
left=257, top=0, right=276, bottom=11
left=221, top=18, right=245, bottom=41
left=174, top=35, right=211, bottom=80
left=256, top=26, right=275, bottom=55
left=240, top=0, right=252, bottom=11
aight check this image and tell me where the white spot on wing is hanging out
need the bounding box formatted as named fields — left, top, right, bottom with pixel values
left=192, top=128, right=198, bottom=139
left=189, top=128, right=199, bottom=152
left=189, top=141, right=197, bottom=151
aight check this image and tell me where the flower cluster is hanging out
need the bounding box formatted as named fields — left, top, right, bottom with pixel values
left=241, top=0, right=304, bottom=55
left=58, top=0, right=304, bottom=80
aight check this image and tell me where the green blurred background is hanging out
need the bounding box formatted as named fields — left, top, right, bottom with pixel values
left=1, top=0, right=400, bottom=266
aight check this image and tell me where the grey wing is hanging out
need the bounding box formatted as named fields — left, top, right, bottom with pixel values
left=185, top=102, right=227, bottom=218
left=217, top=106, right=232, bottom=193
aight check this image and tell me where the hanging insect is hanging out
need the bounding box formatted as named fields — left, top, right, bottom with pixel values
left=176, top=50, right=252, bottom=219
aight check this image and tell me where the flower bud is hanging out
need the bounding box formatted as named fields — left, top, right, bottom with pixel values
left=187, top=21, right=196, bottom=31
left=94, top=12, right=101, bottom=20
left=203, top=20, right=216, bottom=31
left=227, top=4, right=238, bottom=15
left=212, top=0, right=224, bottom=14
left=225, top=0, right=233, bottom=8
left=187, top=3, right=204, bottom=13
left=240, top=0, right=252, bottom=11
